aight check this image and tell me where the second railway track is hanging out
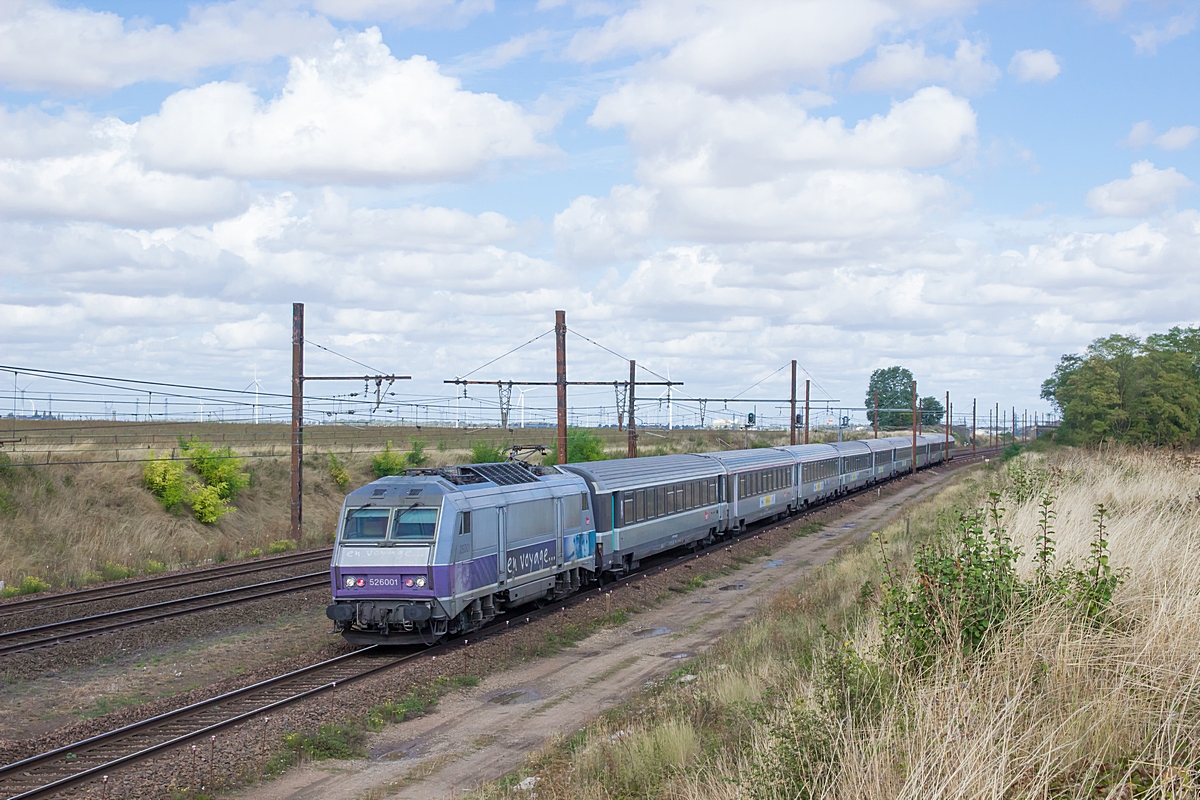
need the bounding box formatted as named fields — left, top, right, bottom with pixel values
left=0, top=572, right=330, bottom=657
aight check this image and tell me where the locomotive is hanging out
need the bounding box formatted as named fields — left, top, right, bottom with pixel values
left=325, top=435, right=948, bottom=645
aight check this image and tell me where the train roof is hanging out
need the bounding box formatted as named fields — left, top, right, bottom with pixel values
left=775, top=443, right=840, bottom=462
left=704, top=447, right=795, bottom=470
left=828, top=440, right=871, bottom=455
left=561, top=453, right=724, bottom=493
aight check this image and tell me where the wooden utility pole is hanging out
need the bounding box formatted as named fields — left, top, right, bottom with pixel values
left=911, top=380, right=918, bottom=475
left=803, top=379, right=810, bottom=444
left=972, top=398, right=977, bottom=456
left=290, top=303, right=304, bottom=541
left=945, top=391, right=950, bottom=462
left=290, top=302, right=409, bottom=542
left=873, top=392, right=879, bottom=439
left=789, top=360, right=797, bottom=446
left=555, top=310, right=568, bottom=464
left=627, top=360, right=637, bottom=458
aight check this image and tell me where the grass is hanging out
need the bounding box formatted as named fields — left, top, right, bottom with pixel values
left=469, top=446, right=1200, bottom=799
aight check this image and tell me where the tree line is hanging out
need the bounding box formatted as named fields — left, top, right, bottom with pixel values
left=1041, top=327, right=1200, bottom=446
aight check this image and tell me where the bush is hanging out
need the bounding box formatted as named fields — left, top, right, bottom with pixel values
left=99, top=561, right=136, bottom=581
left=328, top=453, right=351, bottom=490
left=180, top=438, right=249, bottom=501
left=372, top=441, right=407, bottom=477
left=545, top=428, right=608, bottom=465
left=143, top=560, right=167, bottom=574
left=142, top=456, right=190, bottom=512
left=282, top=724, right=366, bottom=761
left=267, top=539, right=296, bottom=554
left=1, top=575, right=51, bottom=597
left=405, top=439, right=429, bottom=467
left=190, top=483, right=233, bottom=524
left=470, top=442, right=507, bottom=463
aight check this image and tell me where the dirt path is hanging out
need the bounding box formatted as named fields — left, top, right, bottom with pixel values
left=236, top=465, right=969, bottom=800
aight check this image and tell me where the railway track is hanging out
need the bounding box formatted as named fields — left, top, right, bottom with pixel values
left=0, top=548, right=333, bottom=620
left=0, top=450, right=1000, bottom=799
left=0, top=572, right=330, bottom=657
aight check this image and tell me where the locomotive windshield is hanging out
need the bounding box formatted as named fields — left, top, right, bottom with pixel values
left=342, top=507, right=390, bottom=540
left=391, top=506, right=438, bottom=541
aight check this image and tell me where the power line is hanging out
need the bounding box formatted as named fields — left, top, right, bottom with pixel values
left=303, top=339, right=387, bottom=375
left=458, top=329, right=555, bottom=379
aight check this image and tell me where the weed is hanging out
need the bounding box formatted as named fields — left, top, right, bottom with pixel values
left=267, top=539, right=296, bottom=554
left=99, top=561, right=135, bottom=581
left=282, top=723, right=366, bottom=760
left=142, top=560, right=167, bottom=574
left=372, top=441, right=407, bottom=477
left=327, top=453, right=351, bottom=491
left=469, top=442, right=506, bottom=463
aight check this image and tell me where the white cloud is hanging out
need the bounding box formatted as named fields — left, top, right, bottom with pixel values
left=1156, top=125, right=1200, bottom=151
left=1007, top=49, right=1060, bottom=82
left=1124, top=121, right=1200, bottom=151
left=591, top=85, right=976, bottom=184
left=1124, top=120, right=1156, bottom=148
left=0, top=0, right=335, bottom=92
left=1086, top=161, right=1194, bottom=217
left=567, top=0, right=901, bottom=92
left=1132, top=13, right=1195, bottom=55
left=134, top=29, right=552, bottom=185
left=553, top=185, right=656, bottom=265
left=0, top=109, right=245, bottom=226
left=310, top=0, right=493, bottom=24
left=851, top=39, right=1000, bottom=95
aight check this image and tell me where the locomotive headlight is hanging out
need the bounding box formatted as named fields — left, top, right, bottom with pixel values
left=415, top=576, right=427, bottom=588
left=344, top=576, right=355, bottom=588
left=404, top=578, right=414, bottom=587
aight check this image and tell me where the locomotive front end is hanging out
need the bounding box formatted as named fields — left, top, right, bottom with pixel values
left=326, top=478, right=451, bottom=645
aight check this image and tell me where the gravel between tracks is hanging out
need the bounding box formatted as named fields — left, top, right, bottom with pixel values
left=27, top=462, right=978, bottom=800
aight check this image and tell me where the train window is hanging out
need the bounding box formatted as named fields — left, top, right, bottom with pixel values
left=656, top=486, right=667, bottom=517
left=342, top=507, right=390, bottom=540
left=738, top=474, right=746, bottom=499
left=667, top=485, right=676, bottom=514
left=391, top=507, right=439, bottom=541
left=635, top=490, right=645, bottom=523
left=623, top=492, right=634, bottom=525
left=460, top=511, right=472, bottom=535
left=581, top=493, right=590, bottom=511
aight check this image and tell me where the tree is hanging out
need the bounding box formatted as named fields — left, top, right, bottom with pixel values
left=865, top=367, right=915, bottom=428
left=920, top=396, right=945, bottom=427
left=1041, top=330, right=1200, bottom=446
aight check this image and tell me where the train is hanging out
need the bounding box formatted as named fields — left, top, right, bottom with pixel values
left=325, top=434, right=950, bottom=645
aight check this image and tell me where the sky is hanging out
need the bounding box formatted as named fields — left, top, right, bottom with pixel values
left=1, top=0, right=1198, bottom=428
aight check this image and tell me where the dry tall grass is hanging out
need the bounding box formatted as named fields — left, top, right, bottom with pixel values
left=476, top=447, right=1200, bottom=799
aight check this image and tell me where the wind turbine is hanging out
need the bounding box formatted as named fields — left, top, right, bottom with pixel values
left=243, top=365, right=264, bottom=424
left=516, top=387, right=532, bottom=428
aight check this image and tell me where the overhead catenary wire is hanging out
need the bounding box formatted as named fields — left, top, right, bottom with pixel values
left=457, top=329, right=555, bottom=380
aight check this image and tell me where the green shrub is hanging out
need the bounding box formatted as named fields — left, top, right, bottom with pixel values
left=406, top=439, right=429, bottom=467
left=2, top=575, right=51, bottom=597
left=142, top=456, right=190, bottom=512
left=470, top=442, right=506, bottom=463
left=372, top=441, right=407, bottom=477
left=545, top=428, right=608, bottom=465
left=267, top=539, right=296, bottom=554
left=99, top=561, right=136, bottom=581
left=190, top=483, right=233, bottom=524
left=143, top=560, right=167, bottom=574
left=282, top=723, right=366, bottom=760
left=328, top=453, right=351, bottom=490
left=180, top=438, right=249, bottom=500
left=248, top=547, right=263, bottom=557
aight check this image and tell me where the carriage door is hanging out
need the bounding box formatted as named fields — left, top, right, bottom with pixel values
left=555, top=497, right=566, bottom=567
left=497, top=504, right=508, bottom=585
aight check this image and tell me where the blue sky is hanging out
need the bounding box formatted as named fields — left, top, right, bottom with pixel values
left=0, top=0, right=1197, bottom=427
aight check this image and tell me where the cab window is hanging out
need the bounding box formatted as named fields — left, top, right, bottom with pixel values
left=392, top=507, right=439, bottom=540
left=342, top=508, right=390, bottom=540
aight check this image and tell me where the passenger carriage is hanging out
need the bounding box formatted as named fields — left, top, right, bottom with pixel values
left=830, top=440, right=874, bottom=492
left=561, top=454, right=724, bottom=575
left=704, top=448, right=798, bottom=531
left=777, top=443, right=840, bottom=507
